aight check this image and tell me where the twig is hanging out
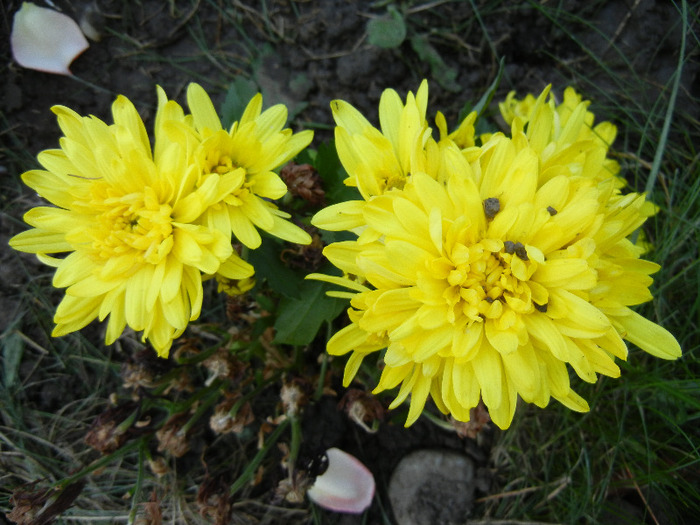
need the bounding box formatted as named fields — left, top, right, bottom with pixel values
left=625, top=465, right=661, bottom=525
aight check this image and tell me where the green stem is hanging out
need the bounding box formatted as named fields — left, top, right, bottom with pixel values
left=314, top=354, right=328, bottom=401
left=175, top=339, right=238, bottom=366
left=228, top=372, right=281, bottom=417
left=106, top=408, right=141, bottom=436
left=420, top=410, right=455, bottom=432
left=289, top=414, right=302, bottom=469
left=127, top=440, right=147, bottom=525
left=169, top=377, right=224, bottom=414
left=314, top=321, right=333, bottom=401
left=643, top=0, right=687, bottom=198
left=179, top=380, right=225, bottom=435
left=55, top=438, right=144, bottom=489
left=229, top=418, right=290, bottom=496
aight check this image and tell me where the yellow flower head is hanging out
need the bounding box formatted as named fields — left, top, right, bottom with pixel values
left=502, top=85, right=624, bottom=188
left=155, top=83, right=314, bottom=250
left=10, top=93, right=253, bottom=356
left=332, top=79, right=432, bottom=198
left=312, top=81, right=442, bottom=240
left=311, top=134, right=681, bottom=429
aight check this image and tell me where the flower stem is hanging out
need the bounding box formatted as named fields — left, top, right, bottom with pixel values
left=289, top=413, right=302, bottom=468
left=229, top=418, right=290, bottom=496
left=179, top=380, right=225, bottom=435
left=55, top=437, right=144, bottom=489
left=313, top=321, right=333, bottom=401
left=127, top=440, right=147, bottom=525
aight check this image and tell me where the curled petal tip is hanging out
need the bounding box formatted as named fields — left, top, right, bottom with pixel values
left=11, top=2, right=89, bottom=75
left=307, top=448, right=375, bottom=514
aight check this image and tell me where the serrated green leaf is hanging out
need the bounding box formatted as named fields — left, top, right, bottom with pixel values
left=221, top=77, right=259, bottom=130
left=410, top=34, right=461, bottom=92
left=273, top=281, right=346, bottom=346
left=367, top=6, right=407, bottom=49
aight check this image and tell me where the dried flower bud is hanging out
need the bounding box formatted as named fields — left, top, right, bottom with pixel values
left=156, top=414, right=191, bottom=458
left=280, top=162, right=325, bottom=206
left=202, top=349, right=247, bottom=386
left=197, top=474, right=233, bottom=524
left=338, top=389, right=385, bottom=433
left=133, top=491, right=162, bottom=525
left=148, top=456, right=169, bottom=478
left=84, top=402, right=138, bottom=454
left=6, top=483, right=50, bottom=524
left=7, top=481, right=85, bottom=525
left=280, top=378, right=311, bottom=417
left=209, top=396, right=254, bottom=435
left=275, top=470, right=314, bottom=504
left=122, top=349, right=172, bottom=390
left=225, top=292, right=262, bottom=327
left=450, top=401, right=491, bottom=439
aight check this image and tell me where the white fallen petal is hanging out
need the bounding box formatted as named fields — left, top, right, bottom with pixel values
left=11, top=2, right=89, bottom=75
left=307, top=448, right=375, bottom=514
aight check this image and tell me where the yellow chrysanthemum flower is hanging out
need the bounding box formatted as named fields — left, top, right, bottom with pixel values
left=310, top=136, right=681, bottom=429
left=501, top=85, right=624, bottom=188
left=312, top=81, right=437, bottom=239
left=155, top=83, right=314, bottom=250
left=9, top=94, right=253, bottom=356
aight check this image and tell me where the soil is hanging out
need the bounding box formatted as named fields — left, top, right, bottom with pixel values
left=1, top=0, right=698, bottom=523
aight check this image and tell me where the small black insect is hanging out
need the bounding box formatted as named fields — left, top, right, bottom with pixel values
left=514, top=243, right=529, bottom=261
left=547, top=206, right=558, bottom=216
left=534, top=302, right=548, bottom=312
left=483, top=198, right=501, bottom=219
left=504, top=240, right=529, bottom=261
left=302, top=451, right=329, bottom=478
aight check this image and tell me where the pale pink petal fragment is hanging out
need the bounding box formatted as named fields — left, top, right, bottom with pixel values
left=11, top=2, right=89, bottom=75
left=307, top=448, right=375, bottom=514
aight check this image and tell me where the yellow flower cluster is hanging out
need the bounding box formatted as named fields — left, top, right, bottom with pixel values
left=310, top=82, right=681, bottom=429
left=10, top=84, right=312, bottom=357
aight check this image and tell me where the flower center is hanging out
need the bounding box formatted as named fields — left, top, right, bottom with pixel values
left=209, top=153, right=237, bottom=176
left=89, top=187, right=174, bottom=265
left=384, top=173, right=406, bottom=192
left=427, top=238, right=537, bottom=325
left=199, top=137, right=249, bottom=208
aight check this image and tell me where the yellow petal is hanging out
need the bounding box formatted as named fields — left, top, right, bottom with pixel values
left=614, top=309, right=681, bottom=360
left=187, top=83, right=223, bottom=133
left=328, top=323, right=371, bottom=356
left=471, top=341, right=503, bottom=411
left=405, top=371, right=432, bottom=427
left=312, top=200, right=366, bottom=231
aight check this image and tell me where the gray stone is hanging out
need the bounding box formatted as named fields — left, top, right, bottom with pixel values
left=389, top=449, right=475, bottom=525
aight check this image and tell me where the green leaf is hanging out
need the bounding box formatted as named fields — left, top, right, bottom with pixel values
left=410, top=34, right=461, bottom=92
left=220, top=76, right=259, bottom=129
left=315, top=140, right=361, bottom=204
left=273, top=280, right=346, bottom=346
left=459, top=56, right=506, bottom=121
left=367, top=5, right=407, bottom=49
left=2, top=330, right=24, bottom=389
left=247, top=236, right=305, bottom=299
